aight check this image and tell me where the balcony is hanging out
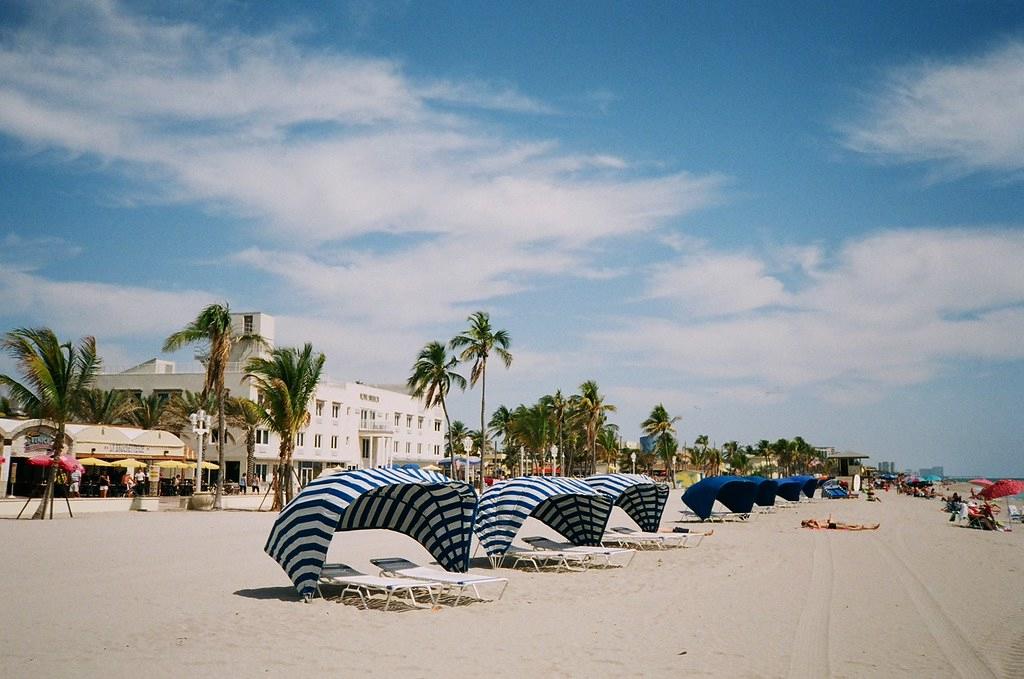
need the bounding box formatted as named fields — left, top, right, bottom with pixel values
left=359, top=420, right=394, bottom=434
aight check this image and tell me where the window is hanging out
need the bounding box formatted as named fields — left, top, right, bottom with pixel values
left=243, top=315, right=254, bottom=333
left=256, top=429, right=269, bottom=445
left=405, top=442, right=411, bottom=453
left=315, top=401, right=324, bottom=416
left=332, top=402, right=340, bottom=418
left=393, top=441, right=399, bottom=452
left=406, top=415, right=413, bottom=428
left=434, top=445, right=440, bottom=456
left=254, top=463, right=268, bottom=481
left=417, top=443, right=422, bottom=454
left=314, top=434, right=322, bottom=448
left=434, top=419, right=442, bottom=432
left=330, top=435, right=338, bottom=449
left=417, top=416, right=424, bottom=429
left=394, top=412, right=401, bottom=426
left=296, top=432, right=305, bottom=447
left=210, top=429, right=219, bottom=443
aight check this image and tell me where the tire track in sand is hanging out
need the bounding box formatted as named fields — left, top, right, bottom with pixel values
left=787, top=531, right=833, bottom=679
left=872, top=535, right=997, bottom=679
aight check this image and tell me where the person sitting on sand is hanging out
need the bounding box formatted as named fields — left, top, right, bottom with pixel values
left=801, top=515, right=879, bottom=531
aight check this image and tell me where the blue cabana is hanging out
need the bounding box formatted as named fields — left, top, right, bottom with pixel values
left=681, top=476, right=758, bottom=520
left=746, top=476, right=779, bottom=507
left=775, top=477, right=804, bottom=502
left=475, top=476, right=613, bottom=560
left=585, top=473, right=670, bottom=533
left=264, top=467, right=477, bottom=599
left=792, top=475, right=819, bottom=499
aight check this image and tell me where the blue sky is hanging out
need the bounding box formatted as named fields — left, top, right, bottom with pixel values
left=1, top=1, right=1023, bottom=475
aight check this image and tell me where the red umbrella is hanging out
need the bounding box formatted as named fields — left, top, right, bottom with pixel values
left=969, top=478, right=994, bottom=486
left=28, top=455, right=53, bottom=467
left=979, top=479, right=1024, bottom=501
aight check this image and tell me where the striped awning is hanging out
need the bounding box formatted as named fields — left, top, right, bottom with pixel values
left=585, top=473, right=670, bottom=533
left=264, top=467, right=478, bottom=599
left=475, top=476, right=613, bottom=558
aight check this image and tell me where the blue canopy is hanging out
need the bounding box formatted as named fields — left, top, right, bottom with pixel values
left=264, top=467, right=477, bottom=599
left=746, top=476, right=779, bottom=507
left=682, top=476, right=758, bottom=520
left=791, top=475, right=819, bottom=498
left=585, top=473, right=670, bottom=533
left=475, top=476, right=613, bottom=558
left=775, top=478, right=804, bottom=502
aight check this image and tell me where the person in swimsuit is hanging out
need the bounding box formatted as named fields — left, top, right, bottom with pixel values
left=801, top=516, right=879, bottom=530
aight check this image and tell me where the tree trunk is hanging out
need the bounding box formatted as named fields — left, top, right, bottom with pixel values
left=33, top=425, right=64, bottom=520
left=213, top=389, right=226, bottom=510
left=440, top=397, right=455, bottom=484
left=271, top=440, right=289, bottom=512
left=478, top=362, right=487, bottom=492
left=246, top=430, right=255, bottom=481
left=283, top=445, right=295, bottom=504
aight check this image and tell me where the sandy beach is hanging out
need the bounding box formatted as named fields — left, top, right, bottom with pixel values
left=2, top=488, right=1021, bottom=678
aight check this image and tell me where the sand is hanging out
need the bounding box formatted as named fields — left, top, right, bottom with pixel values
left=1, top=487, right=1022, bottom=678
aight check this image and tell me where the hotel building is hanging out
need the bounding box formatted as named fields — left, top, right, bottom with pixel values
left=92, top=312, right=446, bottom=485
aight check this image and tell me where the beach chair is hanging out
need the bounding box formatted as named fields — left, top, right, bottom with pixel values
left=602, top=526, right=689, bottom=549
left=1009, top=505, right=1022, bottom=523
left=317, top=563, right=442, bottom=610
left=523, top=536, right=636, bottom=568
left=501, top=545, right=591, bottom=572
left=370, top=558, right=509, bottom=605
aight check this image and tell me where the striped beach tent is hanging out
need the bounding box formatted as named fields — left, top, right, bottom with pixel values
left=264, top=467, right=477, bottom=599
left=585, top=473, right=670, bottom=533
left=475, top=476, right=613, bottom=560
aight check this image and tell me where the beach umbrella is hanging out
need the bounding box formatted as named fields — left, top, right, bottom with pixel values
left=969, top=478, right=994, bottom=487
left=979, top=479, right=1024, bottom=501
left=109, top=458, right=147, bottom=468
left=28, top=455, right=53, bottom=467
left=77, top=457, right=112, bottom=467
left=922, top=474, right=942, bottom=483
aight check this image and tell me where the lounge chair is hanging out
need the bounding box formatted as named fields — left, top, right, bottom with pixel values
left=1009, top=505, right=1022, bottom=523
left=602, top=526, right=689, bottom=549
left=317, top=563, right=441, bottom=610
left=370, top=557, right=509, bottom=605
left=523, top=536, right=636, bottom=568
left=680, top=509, right=752, bottom=522
left=501, top=545, right=591, bottom=572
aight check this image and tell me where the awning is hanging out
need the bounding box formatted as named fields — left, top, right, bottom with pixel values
left=584, top=473, right=669, bottom=533
left=682, top=476, right=758, bottom=520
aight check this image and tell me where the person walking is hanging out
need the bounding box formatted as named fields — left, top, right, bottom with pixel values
left=239, top=473, right=247, bottom=495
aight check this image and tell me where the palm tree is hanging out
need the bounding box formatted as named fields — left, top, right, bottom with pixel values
left=407, top=341, right=466, bottom=480
left=576, top=380, right=616, bottom=475
left=641, top=403, right=681, bottom=488
left=450, top=311, right=512, bottom=491
left=0, top=394, right=18, bottom=417
left=596, top=425, right=621, bottom=468
left=130, top=393, right=171, bottom=430
left=227, top=397, right=263, bottom=484
left=0, top=328, right=100, bottom=519
left=488, top=404, right=514, bottom=476
left=756, top=439, right=772, bottom=477
left=163, top=302, right=267, bottom=508
left=772, top=438, right=792, bottom=476
left=542, top=390, right=569, bottom=476
left=75, top=388, right=137, bottom=425
left=244, top=343, right=324, bottom=511
left=162, top=390, right=217, bottom=437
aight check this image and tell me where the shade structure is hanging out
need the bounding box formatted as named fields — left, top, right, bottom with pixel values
left=747, top=476, right=779, bottom=507
left=969, top=478, right=994, bottom=487
left=185, top=461, right=219, bottom=470
left=775, top=478, right=803, bottom=502
left=109, top=458, right=147, bottom=468
left=265, top=467, right=478, bottom=599
left=979, top=479, right=1024, bottom=501
left=76, top=457, right=112, bottom=467
left=475, top=476, right=613, bottom=558
left=156, top=460, right=189, bottom=469
left=682, top=476, right=758, bottom=520
left=790, top=475, right=819, bottom=498
left=584, top=473, right=669, bottom=533
left=27, top=455, right=81, bottom=472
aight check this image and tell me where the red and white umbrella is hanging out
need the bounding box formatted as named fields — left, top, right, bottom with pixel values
left=979, top=479, right=1024, bottom=501
left=968, top=478, right=994, bottom=487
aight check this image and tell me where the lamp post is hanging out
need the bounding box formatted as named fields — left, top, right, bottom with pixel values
left=630, top=450, right=637, bottom=475
left=463, top=436, right=473, bottom=484
left=189, top=409, right=211, bottom=493
left=550, top=445, right=558, bottom=477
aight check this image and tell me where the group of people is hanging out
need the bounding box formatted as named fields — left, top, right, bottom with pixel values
left=66, top=468, right=146, bottom=498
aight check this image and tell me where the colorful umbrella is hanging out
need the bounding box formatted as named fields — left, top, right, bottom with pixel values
left=77, top=457, right=112, bottom=467
left=969, top=478, right=994, bottom=487
left=109, top=458, right=147, bottom=468
left=184, top=461, right=219, bottom=470
left=27, top=455, right=81, bottom=472
left=155, top=460, right=189, bottom=469
left=979, top=479, right=1024, bottom=501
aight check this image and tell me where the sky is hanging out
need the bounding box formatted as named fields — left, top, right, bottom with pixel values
left=1, top=1, right=1023, bottom=476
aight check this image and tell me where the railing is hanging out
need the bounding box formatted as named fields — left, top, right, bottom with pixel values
left=358, top=421, right=394, bottom=434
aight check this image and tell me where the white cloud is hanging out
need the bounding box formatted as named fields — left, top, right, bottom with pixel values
left=842, top=40, right=1024, bottom=176
left=646, top=253, right=790, bottom=316
left=595, top=229, right=1024, bottom=400
left=1, top=233, right=83, bottom=271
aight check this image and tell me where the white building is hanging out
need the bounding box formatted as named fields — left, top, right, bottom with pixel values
left=93, top=312, right=445, bottom=485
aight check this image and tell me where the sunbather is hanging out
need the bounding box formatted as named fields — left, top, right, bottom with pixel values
left=671, top=527, right=714, bottom=536
left=801, top=516, right=879, bottom=531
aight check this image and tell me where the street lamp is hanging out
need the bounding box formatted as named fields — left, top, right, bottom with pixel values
left=189, top=409, right=212, bottom=493
left=550, top=445, right=558, bottom=477
left=463, top=436, right=473, bottom=484
left=630, top=450, right=637, bottom=475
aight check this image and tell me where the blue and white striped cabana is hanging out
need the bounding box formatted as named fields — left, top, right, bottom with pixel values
left=475, top=476, right=613, bottom=560
left=265, top=467, right=478, bottom=599
left=585, top=473, right=670, bottom=533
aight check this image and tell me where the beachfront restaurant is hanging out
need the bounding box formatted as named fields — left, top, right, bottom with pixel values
left=2, top=419, right=186, bottom=497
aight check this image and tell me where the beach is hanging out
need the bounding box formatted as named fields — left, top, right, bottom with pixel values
left=2, top=488, right=1021, bottom=678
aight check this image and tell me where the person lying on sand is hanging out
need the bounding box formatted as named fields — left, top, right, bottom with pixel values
left=801, top=515, right=879, bottom=531
left=670, top=527, right=714, bottom=536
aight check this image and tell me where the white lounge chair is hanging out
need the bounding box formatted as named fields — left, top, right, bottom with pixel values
left=370, top=557, right=509, bottom=605
left=1009, top=505, right=1023, bottom=523
left=523, top=536, right=636, bottom=568
left=317, top=563, right=441, bottom=610
left=501, top=545, right=591, bottom=572
left=603, top=526, right=690, bottom=549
